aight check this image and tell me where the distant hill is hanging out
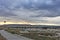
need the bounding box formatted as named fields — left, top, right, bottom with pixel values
left=0, top=24, right=60, bottom=29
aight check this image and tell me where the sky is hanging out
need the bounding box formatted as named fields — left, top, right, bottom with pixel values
left=0, top=0, right=60, bottom=25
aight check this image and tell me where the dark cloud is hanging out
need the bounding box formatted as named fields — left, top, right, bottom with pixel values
left=30, top=9, right=60, bottom=17
left=0, top=0, right=60, bottom=9
left=0, top=9, right=16, bottom=17
left=0, top=0, right=60, bottom=17
left=1, top=0, right=59, bottom=17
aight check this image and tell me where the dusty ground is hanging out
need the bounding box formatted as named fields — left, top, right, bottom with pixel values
left=0, top=34, right=6, bottom=40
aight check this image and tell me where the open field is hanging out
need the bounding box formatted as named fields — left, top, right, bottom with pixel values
left=5, top=28, right=20, bottom=34
left=5, top=28, right=60, bottom=40
left=20, top=33, right=58, bottom=40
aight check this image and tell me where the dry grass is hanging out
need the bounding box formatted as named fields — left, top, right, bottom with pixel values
left=5, top=28, right=20, bottom=34
left=5, top=28, right=60, bottom=40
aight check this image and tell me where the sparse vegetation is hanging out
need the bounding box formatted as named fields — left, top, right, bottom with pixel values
left=20, top=33, right=58, bottom=40
left=5, top=28, right=60, bottom=40
left=5, top=28, right=20, bottom=34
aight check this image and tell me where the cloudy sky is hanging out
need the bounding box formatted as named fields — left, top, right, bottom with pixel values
left=0, top=0, right=60, bottom=25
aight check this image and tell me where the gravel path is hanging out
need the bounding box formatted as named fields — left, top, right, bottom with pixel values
left=0, top=30, right=32, bottom=40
